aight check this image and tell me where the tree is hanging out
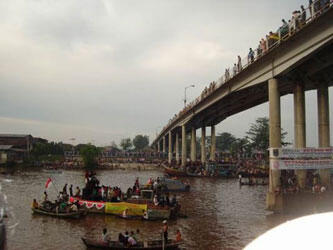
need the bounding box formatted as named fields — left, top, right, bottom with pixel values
left=79, top=144, right=100, bottom=169
left=133, top=135, right=149, bottom=150
left=120, top=138, right=132, bottom=151
left=216, top=132, right=237, bottom=152
left=246, top=117, right=289, bottom=152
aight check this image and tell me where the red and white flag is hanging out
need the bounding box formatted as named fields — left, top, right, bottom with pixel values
left=45, top=178, right=52, bottom=189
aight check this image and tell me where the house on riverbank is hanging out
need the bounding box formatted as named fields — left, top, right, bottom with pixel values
left=0, top=134, right=46, bottom=164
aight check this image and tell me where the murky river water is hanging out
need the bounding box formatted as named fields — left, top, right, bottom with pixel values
left=1, top=168, right=332, bottom=250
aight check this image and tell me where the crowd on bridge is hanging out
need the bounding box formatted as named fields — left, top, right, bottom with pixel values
left=158, top=0, right=333, bottom=138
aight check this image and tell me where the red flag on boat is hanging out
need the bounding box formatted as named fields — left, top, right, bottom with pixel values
left=45, top=178, right=52, bottom=189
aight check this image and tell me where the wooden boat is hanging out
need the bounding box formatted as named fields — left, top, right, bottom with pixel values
left=81, top=237, right=181, bottom=250
left=31, top=207, right=84, bottom=219
left=163, top=166, right=187, bottom=177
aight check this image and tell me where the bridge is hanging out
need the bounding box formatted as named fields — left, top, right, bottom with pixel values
left=152, top=3, right=333, bottom=211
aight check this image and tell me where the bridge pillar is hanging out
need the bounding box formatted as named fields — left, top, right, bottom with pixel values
left=168, top=132, right=172, bottom=164
left=201, top=127, right=206, bottom=164
left=210, top=125, right=216, bottom=161
left=162, top=136, right=166, bottom=153
left=157, top=140, right=160, bottom=153
left=266, top=78, right=283, bottom=211
left=175, top=133, right=179, bottom=164
left=317, top=83, right=331, bottom=187
left=294, top=82, right=306, bottom=189
left=191, top=127, right=197, bottom=162
left=181, top=125, right=187, bottom=169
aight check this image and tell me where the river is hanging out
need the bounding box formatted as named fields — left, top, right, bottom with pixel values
left=1, top=168, right=331, bottom=250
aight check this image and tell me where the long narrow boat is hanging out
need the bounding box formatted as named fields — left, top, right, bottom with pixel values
left=31, top=207, right=84, bottom=219
left=81, top=237, right=181, bottom=250
left=163, top=166, right=187, bottom=177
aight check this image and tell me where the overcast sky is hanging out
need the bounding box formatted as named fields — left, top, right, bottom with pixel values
left=0, top=0, right=332, bottom=146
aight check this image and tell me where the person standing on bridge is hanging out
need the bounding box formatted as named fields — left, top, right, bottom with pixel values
left=248, top=48, right=254, bottom=64
left=233, top=63, right=237, bottom=76
left=237, top=55, right=242, bottom=71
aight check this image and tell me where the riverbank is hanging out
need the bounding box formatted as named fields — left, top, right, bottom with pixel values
left=0, top=162, right=162, bottom=175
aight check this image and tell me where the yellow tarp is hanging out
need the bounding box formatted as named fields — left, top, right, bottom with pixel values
left=105, top=202, right=147, bottom=216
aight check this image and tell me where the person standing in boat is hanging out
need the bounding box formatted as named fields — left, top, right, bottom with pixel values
left=69, top=184, right=73, bottom=197
left=162, top=220, right=168, bottom=243
left=102, top=228, right=112, bottom=243
left=62, top=183, right=68, bottom=195
left=75, top=186, right=81, bottom=197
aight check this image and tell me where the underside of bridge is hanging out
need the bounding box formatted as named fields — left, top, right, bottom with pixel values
left=186, top=41, right=333, bottom=131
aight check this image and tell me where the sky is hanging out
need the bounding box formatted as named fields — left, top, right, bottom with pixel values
left=0, top=0, right=332, bottom=147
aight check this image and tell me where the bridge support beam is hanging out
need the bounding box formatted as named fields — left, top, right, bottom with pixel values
left=175, top=133, right=179, bottom=164
left=210, top=125, right=216, bottom=161
left=181, top=125, right=187, bottom=169
left=191, top=127, right=197, bottom=162
left=318, top=83, right=331, bottom=187
left=294, top=82, right=306, bottom=189
left=168, top=132, right=172, bottom=164
left=266, top=78, right=283, bottom=211
left=201, top=127, right=206, bottom=165
left=162, top=136, right=166, bottom=153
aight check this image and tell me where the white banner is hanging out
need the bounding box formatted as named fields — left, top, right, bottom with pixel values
left=269, top=148, right=333, bottom=159
left=270, top=159, right=333, bottom=170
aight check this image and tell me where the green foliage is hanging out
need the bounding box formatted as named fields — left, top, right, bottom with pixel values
left=246, top=117, right=289, bottom=152
left=216, top=132, right=236, bottom=152
left=133, top=135, right=149, bottom=150
left=32, top=141, right=71, bottom=159
left=120, top=138, right=132, bottom=151
left=79, top=144, right=100, bottom=169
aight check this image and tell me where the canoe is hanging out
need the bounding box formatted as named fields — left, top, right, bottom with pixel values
left=163, top=166, right=187, bottom=177
left=31, top=207, right=84, bottom=219
left=81, top=237, right=181, bottom=250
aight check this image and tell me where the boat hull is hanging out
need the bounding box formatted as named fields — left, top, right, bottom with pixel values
left=81, top=237, right=180, bottom=250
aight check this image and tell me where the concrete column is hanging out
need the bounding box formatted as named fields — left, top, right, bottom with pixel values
left=181, top=125, right=187, bottom=169
left=157, top=141, right=160, bottom=153
left=294, top=82, right=306, bottom=189
left=191, top=127, right=197, bottom=162
left=175, top=133, right=179, bottom=164
left=266, top=78, right=283, bottom=211
left=317, top=83, right=331, bottom=187
left=210, top=125, right=216, bottom=161
left=162, top=136, right=166, bottom=153
left=201, top=127, right=206, bottom=164
left=168, top=132, right=172, bottom=164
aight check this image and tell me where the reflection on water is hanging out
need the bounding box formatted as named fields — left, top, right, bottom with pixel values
left=1, top=169, right=333, bottom=250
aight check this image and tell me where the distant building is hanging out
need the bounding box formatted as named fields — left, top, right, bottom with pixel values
left=0, top=134, right=47, bottom=164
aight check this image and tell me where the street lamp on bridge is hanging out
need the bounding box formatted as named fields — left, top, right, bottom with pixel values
left=184, top=84, right=195, bottom=107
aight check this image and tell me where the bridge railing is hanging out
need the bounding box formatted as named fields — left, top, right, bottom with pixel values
left=155, top=0, right=332, bottom=144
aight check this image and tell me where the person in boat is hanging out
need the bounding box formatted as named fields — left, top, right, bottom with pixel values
left=118, top=233, right=126, bottom=246
left=122, top=208, right=129, bottom=218
left=124, top=231, right=129, bottom=245
left=162, top=220, right=168, bottom=243
left=135, top=229, right=140, bottom=242
left=135, top=177, right=139, bottom=188
left=176, top=229, right=182, bottom=242
left=170, top=195, right=177, bottom=207
left=70, top=202, right=78, bottom=212
left=102, top=228, right=112, bottom=243
left=75, top=186, right=81, bottom=197
left=43, top=191, right=48, bottom=202
left=143, top=210, right=149, bottom=220
left=128, top=231, right=137, bottom=246
left=32, top=199, right=39, bottom=209
left=63, top=183, right=68, bottom=195
left=69, top=184, right=73, bottom=197
left=153, top=195, right=159, bottom=206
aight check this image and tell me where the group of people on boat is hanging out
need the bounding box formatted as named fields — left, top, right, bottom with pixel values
left=279, top=170, right=328, bottom=194
left=32, top=187, right=81, bottom=214
left=237, top=167, right=269, bottom=185
left=101, top=220, right=182, bottom=247
left=81, top=171, right=123, bottom=202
